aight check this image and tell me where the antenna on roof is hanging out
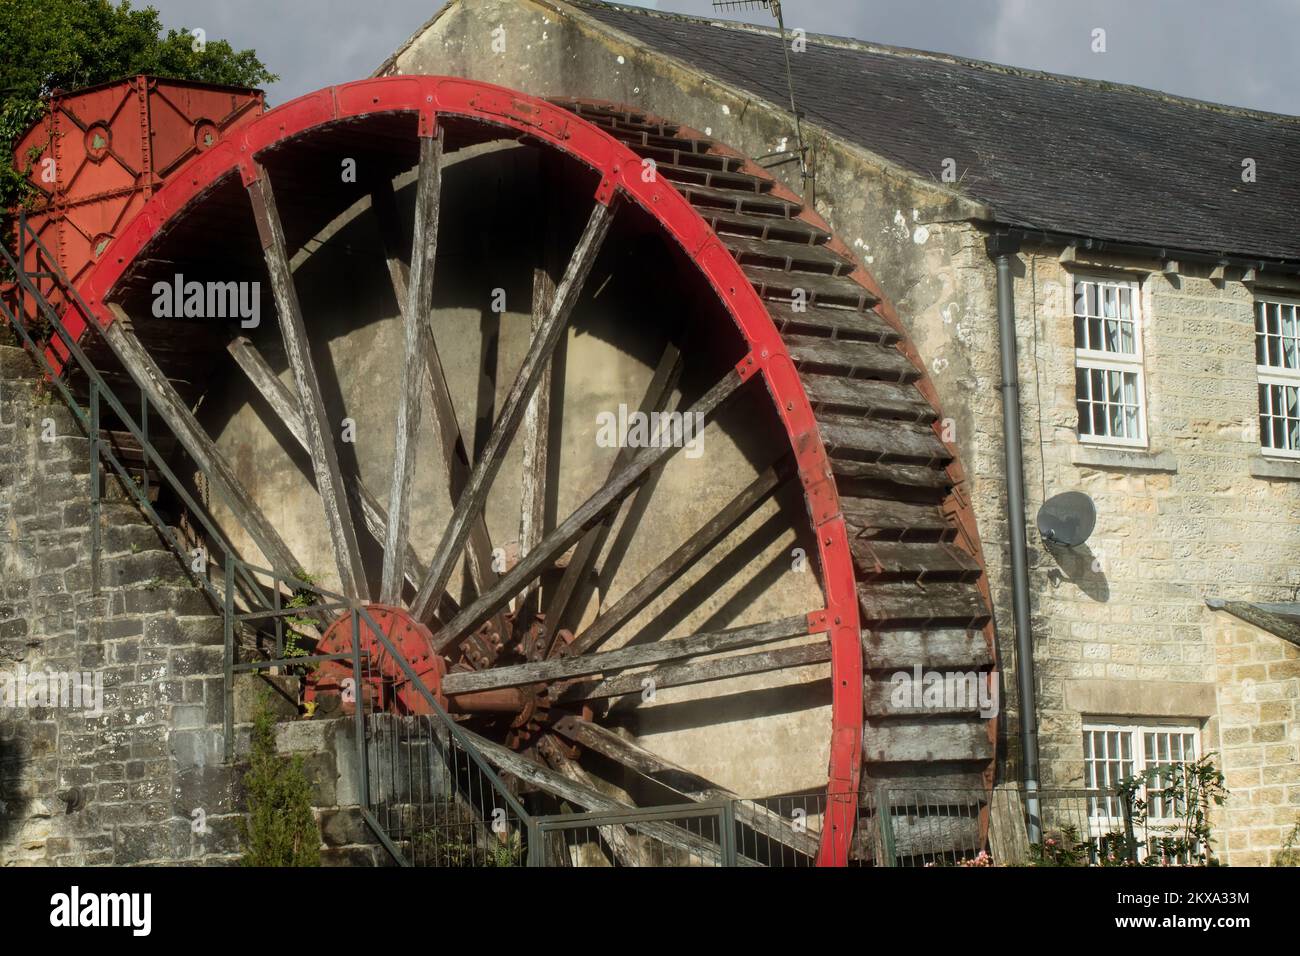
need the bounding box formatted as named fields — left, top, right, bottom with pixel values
left=711, top=1, right=812, bottom=201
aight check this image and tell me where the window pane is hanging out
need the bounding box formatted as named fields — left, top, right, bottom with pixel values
left=1105, top=319, right=1120, bottom=352
left=1102, top=286, right=1118, bottom=319
left=1121, top=321, right=1135, bottom=354
left=1075, top=282, right=1089, bottom=318
left=1088, top=317, right=1102, bottom=350
left=1107, top=370, right=1122, bottom=403
left=1074, top=315, right=1087, bottom=349
left=1093, top=403, right=1107, bottom=434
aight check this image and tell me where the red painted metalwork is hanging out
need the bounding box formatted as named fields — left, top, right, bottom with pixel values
left=6, top=75, right=263, bottom=325
left=59, top=76, right=864, bottom=865
left=310, top=604, right=447, bottom=715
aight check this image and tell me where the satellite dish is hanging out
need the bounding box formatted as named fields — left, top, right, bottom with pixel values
left=1036, top=491, right=1096, bottom=547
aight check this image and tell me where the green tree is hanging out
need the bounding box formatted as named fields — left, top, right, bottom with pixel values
left=1, top=0, right=277, bottom=219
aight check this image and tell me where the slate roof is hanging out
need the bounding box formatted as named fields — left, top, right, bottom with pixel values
left=570, top=1, right=1300, bottom=263
left=1207, top=599, right=1300, bottom=648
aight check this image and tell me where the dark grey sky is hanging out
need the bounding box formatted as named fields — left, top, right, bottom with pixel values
left=151, top=0, right=1298, bottom=115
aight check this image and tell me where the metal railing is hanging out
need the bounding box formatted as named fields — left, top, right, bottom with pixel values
left=220, top=559, right=535, bottom=866
left=1, top=213, right=531, bottom=866
left=2, top=215, right=1150, bottom=869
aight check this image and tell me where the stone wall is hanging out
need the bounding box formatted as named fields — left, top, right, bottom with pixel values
left=0, top=344, right=243, bottom=865
left=1210, top=611, right=1300, bottom=865
left=1001, top=251, right=1300, bottom=796
left=390, top=0, right=1300, bottom=842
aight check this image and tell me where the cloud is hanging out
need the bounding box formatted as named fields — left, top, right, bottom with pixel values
left=148, top=0, right=1296, bottom=114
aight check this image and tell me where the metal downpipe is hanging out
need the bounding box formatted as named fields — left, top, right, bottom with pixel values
left=986, top=233, right=1042, bottom=844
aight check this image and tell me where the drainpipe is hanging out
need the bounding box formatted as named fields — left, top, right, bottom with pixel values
left=985, top=232, right=1042, bottom=844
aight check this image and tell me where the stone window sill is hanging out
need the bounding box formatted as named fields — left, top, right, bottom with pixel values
left=1250, top=455, right=1300, bottom=480
left=1071, top=443, right=1178, bottom=473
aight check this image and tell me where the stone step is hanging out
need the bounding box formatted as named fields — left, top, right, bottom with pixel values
left=110, top=582, right=213, bottom=617
left=102, top=521, right=171, bottom=556
left=101, top=550, right=188, bottom=589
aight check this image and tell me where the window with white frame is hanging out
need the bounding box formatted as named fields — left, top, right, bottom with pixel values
left=1255, top=296, right=1300, bottom=458
left=1082, top=721, right=1200, bottom=861
left=1073, top=276, right=1146, bottom=446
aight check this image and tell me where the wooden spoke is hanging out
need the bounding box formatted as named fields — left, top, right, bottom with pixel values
left=540, top=743, right=644, bottom=866
left=464, top=729, right=753, bottom=865
left=248, top=166, right=368, bottom=601
left=553, top=716, right=821, bottom=858
left=371, top=174, right=501, bottom=604
left=102, top=304, right=300, bottom=576
left=381, top=130, right=442, bottom=604
left=518, top=165, right=562, bottom=613
left=541, top=343, right=682, bottom=648
left=441, top=614, right=810, bottom=696
left=432, top=368, right=745, bottom=653
left=569, top=462, right=788, bottom=657
left=411, top=200, right=617, bottom=623
left=226, top=336, right=436, bottom=601
left=556, top=641, right=830, bottom=704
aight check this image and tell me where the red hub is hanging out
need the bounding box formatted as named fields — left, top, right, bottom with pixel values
left=307, top=604, right=448, bottom=715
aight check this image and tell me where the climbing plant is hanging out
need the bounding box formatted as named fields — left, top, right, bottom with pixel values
left=238, top=694, right=320, bottom=866
left=1113, top=753, right=1229, bottom=865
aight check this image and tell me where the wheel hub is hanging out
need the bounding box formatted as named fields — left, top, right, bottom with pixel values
left=306, top=605, right=575, bottom=738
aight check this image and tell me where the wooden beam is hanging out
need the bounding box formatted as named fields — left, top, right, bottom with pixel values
left=539, top=742, right=644, bottom=866
left=518, top=162, right=561, bottom=613
left=431, top=368, right=746, bottom=653
left=462, top=728, right=748, bottom=865
left=441, top=614, right=810, bottom=695
left=248, top=166, right=368, bottom=601
left=412, top=200, right=616, bottom=623
left=371, top=175, right=501, bottom=604
left=570, top=463, right=786, bottom=657
left=558, top=640, right=830, bottom=703
left=541, top=343, right=682, bottom=646
left=381, top=131, right=443, bottom=603
left=102, top=305, right=300, bottom=576
left=226, top=336, right=435, bottom=601
left=552, top=716, right=821, bottom=858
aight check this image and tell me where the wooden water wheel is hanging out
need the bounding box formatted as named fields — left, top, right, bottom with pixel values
left=60, top=77, right=996, bottom=865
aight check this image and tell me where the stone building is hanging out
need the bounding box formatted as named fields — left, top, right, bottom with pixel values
left=2, top=0, right=1297, bottom=866
left=384, top=0, right=1300, bottom=864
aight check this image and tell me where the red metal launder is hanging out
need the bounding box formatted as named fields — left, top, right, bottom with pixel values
left=63, top=76, right=864, bottom=865
left=9, top=75, right=263, bottom=327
